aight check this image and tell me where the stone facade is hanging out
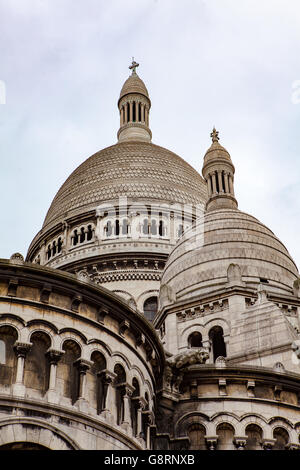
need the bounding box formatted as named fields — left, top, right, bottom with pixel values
left=1, top=63, right=300, bottom=450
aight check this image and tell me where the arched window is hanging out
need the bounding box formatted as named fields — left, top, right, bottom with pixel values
left=57, top=237, right=62, bottom=253
left=87, top=225, right=93, bottom=241
left=159, top=220, right=164, bottom=237
left=24, top=332, right=51, bottom=395
left=273, top=427, right=289, bottom=450
left=131, top=378, right=140, bottom=436
left=127, top=103, right=130, bottom=123
left=0, top=326, right=17, bottom=385
left=138, top=103, right=142, bottom=122
left=88, top=351, right=106, bottom=414
left=245, top=424, right=263, bottom=450
left=143, top=297, right=158, bottom=322
left=188, top=424, right=206, bottom=450
left=188, top=332, right=203, bottom=348
left=178, top=224, right=184, bottom=237
left=114, top=364, right=126, bottom=425
left=0, top=340, right=5, bottom=364
left=150, top=219, right=157, bottom=236
left=80, top=227, right=85, bottom=243
left=209, top=326, right=227, bottom=362
left=106, top=221, right=112, bottom=237
left=58, top=340, right=81, bottom=404
left=73, top=230, right=79, bottom=246
left=133, top=101, right=136, bottom=122
left=47, top=245, right=51, bottom=260
left=121, top=219, right=129, bottom=235
left=52, top=241, right=57, bottom=257
left=216, top=423, right=235, bottom=450
left=142, top=219, right=149, bottom=235
left=115, top=219, right=120, bottom=236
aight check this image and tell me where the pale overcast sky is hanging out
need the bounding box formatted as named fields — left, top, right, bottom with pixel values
left=0, top=0, right=300, bottom=269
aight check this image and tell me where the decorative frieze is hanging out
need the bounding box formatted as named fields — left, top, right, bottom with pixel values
left=177, top=299, right=228, bottom=321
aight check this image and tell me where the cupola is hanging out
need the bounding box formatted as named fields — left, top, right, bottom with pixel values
left=202, top=128, right=238, bottom=211
left=117, top=60, right=152, bottom=143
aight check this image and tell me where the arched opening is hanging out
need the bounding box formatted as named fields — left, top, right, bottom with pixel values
left=127, top=103, right=130, bottom=123
left=47, top=245, right=51, bottom=260
left=273, top=427, right=289, bottom=450
left=114, top=364, right=126, bottom=426
left=131, top=378, right=140, bottom=436
left=188, top=332, right=203, bottom=348
left=0, top=326, right=18, bottom=386
left=142, top=219, right=149, bottom=235
left=86, top=225, right=93, bottom=241
left=52, top=241, right=56, bottom=257
left=58, top=340, right=81, bottom=404
left=0, top=442, right=50, bottom=451
left=138, top=102, right=142, bottom=122
left=221, top=171, right=226, bottom=192
left=73, top=230, right=79, bottom=246
left=216, top=423, right=235, bottom=450
left=115, top=219, right=120, bottom=236
left=88, top=351, right=106, bottom=414
left=215, top=171, right=220, bottom=193
left=143, top=297, right=158, bottom=322
left=209, top=326, right=227, bottom=362
left=106, top=221, right=112, bottom=237
left=121, top=219, right=129, bottom=235
left=245, top=424, right=263, bottom=450
left=150, top=219, right=157, bottom=236
left=24, top=332, right=51, bottom=395
left=57, top=237, right=62, bottom=253
left=133, top=101, right=136, bottom=122
left=80, top=227, right=85, bottom=243
left=159, top=220, right=164, bottom=237
left=178, top=224, right=184, bottom=237
left=188, top=423, right=206, bottom=450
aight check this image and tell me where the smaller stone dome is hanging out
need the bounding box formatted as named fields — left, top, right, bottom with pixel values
left=119, top=73, right=149, bottom=102
left=160, top=208, right=299, bottom=306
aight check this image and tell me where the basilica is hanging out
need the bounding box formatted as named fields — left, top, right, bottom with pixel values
left=1, top=62, right=300, bottom=450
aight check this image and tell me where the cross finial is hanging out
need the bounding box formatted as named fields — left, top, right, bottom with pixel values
left=210, top=127, right=219, bottom=143
left=129, top=57, right=139, bottom=74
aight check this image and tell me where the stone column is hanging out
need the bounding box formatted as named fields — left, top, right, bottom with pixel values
left=217, top=171, right=223, bottom=193
left=118, top=383, right=134, bottom=433
left=145, top=412, right=154, bottom=450
left=207, top=177, right=212, bottom=196
left=205, top=436, right=218, bottom=450
left=141, top=104, right=145, bottom=122
left=262, top=438, right=275, bottom=450
left=234, top=437, right=247, bottom=450
left=120, top=106, right=124, bottom=126
left=136, top=398, right=146, bottom=442
left=224, top=171, right=229, bottom=193
left=45, top=349, right=64, bottom=404
left=229, top=174, right=234, bottom=195
left=129, top=101, right=133, bottom=122
left=211, top=172, right=217, bottom=194
left=63, top=222, right=69, bottom=252
left=75, top=358, right=93, bottom=412
left=12, top=342, right=32, bottom=397
left=145, top=107, right=149, bottom=126
left=170, top=212, right=175, bottom=244
left=99, top=370, right=116, bottom=422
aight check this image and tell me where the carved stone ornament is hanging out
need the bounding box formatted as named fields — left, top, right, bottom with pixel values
left=76, top=270, right=90, bottom=282
left=10, top=253, right=24, bottom=264
left=167, top=348, right=209, bottom=369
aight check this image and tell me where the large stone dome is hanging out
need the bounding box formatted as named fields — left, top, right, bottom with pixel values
left=160, top=208, right=299, bottom=304
left=43, top=141, right=207, bottom=230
